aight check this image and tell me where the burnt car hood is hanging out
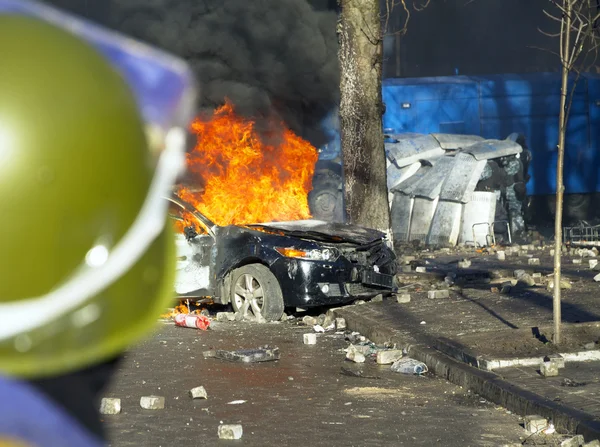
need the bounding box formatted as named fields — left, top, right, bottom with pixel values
left=247, top=219, right=386, bottom=245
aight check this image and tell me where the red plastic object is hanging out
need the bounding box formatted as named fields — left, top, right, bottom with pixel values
left=174, top=314, right=210, bottom=330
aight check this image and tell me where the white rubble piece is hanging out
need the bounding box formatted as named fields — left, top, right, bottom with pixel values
left=590, top=259, right=599, bottom=269
left=313, top=325, right=325, bottom=333
left=458, top=259, right=472, bottom=269
left=335, top=318, right=347, bottom=330
left=99, top=398, right=121, bottom=415
left=140, top=396, right=165, bottom=410
left=573, top=259, right=582, bottom=265
left=218, top=424, right=243, bottom=440
left=189, top=386, right=208, bottom=399
left=303, top=333, right=317, bottom=345
left=523, top=415, right=548, bottom=433
left=346, top=345, right=366, bottom=363
left=514, top=269, right=535, bottom=287
left=546, top=354, right=565, bottom=369
left=216, top=312, right=236, bottom=322
left=376, top=350, right=404, bottom=365
left=401, top=255, right=416, bottom=265
left=415, top=266, right=427, bottom=273
left=497, top=251, right=506, bottom=261
left=595, top=273, right=600, bottom=282
left=428, top=290, right=449, bottom=299
left=528, top=258, right=540, bottom=266
left=540, top=361, right=559, bottom=377
left=396, top=294, right=411, bottom=304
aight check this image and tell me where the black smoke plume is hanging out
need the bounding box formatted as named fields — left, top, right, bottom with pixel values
left=111, top=0, right=339, bottom=147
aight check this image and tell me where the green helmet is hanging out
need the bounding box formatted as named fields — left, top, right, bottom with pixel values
left=0, top=14, right=192, bottom=379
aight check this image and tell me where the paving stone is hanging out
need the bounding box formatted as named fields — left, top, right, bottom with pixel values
left=545, top=354, right=565, bottom=369
left=590, top=259, right=599, bottom=269
left=540, top=361, right=559, bottom=377
left=528, top=258, right=540, bottom=265
left=140, top=396, right=165, bottom=410
left=523, top=415, right=547, bottom=433
left=595, top=273, right=600, bottom=282
left=573, top=259, right=583, bottom=265
left=189, top=386, right=208, bottom=399
left=218, top=424, right=243, bottom=440
left=303, top=333, right=317, bottom=345
left=346, top=345, right=366, bottom=363
left=428, top=290, right=449, bottom=299
left=497, top=251, right=506, bottom=261
left=335, top=318, right=347, bottom=330
left=376, top=349, right=404, bottom=364
left=396, top=294, right=411, bottom=304
left=415, top=266, right=427, bottom=273
left=99, top=398, right=121, bottom=415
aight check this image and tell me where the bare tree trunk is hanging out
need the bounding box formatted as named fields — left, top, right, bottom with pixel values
left=337, top=0, right=391, bottom=234
left=553, top=0, right=572, bottom=345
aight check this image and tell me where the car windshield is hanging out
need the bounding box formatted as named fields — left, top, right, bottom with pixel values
left=166, top=194, right=215, bottom=236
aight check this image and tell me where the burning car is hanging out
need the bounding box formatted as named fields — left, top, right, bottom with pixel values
left=167, top=194, right=397, bottom=322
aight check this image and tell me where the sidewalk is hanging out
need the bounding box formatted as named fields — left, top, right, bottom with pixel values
left=332, top=247, right=600, bottom=442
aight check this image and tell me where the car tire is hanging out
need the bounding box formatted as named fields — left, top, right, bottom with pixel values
left=230, top=264, right=284, bottom=322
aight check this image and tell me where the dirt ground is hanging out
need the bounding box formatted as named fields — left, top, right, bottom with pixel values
left=103, top=319, right=532, bottom=447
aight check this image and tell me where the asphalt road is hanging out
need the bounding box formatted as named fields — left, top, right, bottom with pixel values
left=103, top=318, right=530, bottom=447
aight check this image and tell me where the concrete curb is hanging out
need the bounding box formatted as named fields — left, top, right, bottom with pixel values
left=332, top=304, right=600, bottom=441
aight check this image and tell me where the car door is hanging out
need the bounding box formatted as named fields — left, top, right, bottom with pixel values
left=167, top=200, right=216, bottom=298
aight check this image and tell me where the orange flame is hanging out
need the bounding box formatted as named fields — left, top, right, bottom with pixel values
left=176, top=101, right=318, bottom=230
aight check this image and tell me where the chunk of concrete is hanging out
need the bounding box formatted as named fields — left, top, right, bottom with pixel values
left=458, top=259, right=472, bottom=269
left=546, top=354, right=565, bottom=369
left=302, top=316, right=318, bottom=326
left=376, top=350, right=404, bottom=365
left=303, top=333, right=317, bottom=345
left=523, top=415, right=547, bottom=433
left=396, top=293, right=411, bottom=304
left=514, top=269, right=536, bottom=287
left=189, top=386, right=208, bottom=399
left=560, top=435, right=584, bottom=447
left=540, top=361, right=559, bottom=377
left=583, top=440, right=600, bottom=447
left=528, top=258, right=540, bottom=265
left=573, top=259, right=583, bottom=265
left=415, top=266, right=427, bottom=273
left=99, top=398, right=121, bottom=415
left=335, top=318, right=347, bottom=330
left=401, top=255, right=416, bottom=265
left=428, top=290, right=449, bottom=299
left=346, top=345, right=366, bottom=363
left=216, top=312, right=235, bottom=322
left=590, top=259, right=599, bottom=269
left=218, top=424, right=243, bottom=440
left=401, top=265, right=412, bottom=273
left=497, top=251, right=506, bottom=261
left=140, top=396, right=165, bottom=410
left=594, top=273, right=600, bottom=282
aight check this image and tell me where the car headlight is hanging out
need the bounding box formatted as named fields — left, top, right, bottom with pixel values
left=275, top=247, right=339, bottom=262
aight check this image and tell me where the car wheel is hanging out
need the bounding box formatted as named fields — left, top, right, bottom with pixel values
left=230, top=264, right=284, bottom=322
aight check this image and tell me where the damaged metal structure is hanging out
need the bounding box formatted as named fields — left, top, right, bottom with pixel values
left=386, top=132, right=530, bottom=249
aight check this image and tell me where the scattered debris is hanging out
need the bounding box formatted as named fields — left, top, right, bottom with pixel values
left=335, top=318, right=347, bottom=330
left=396, top=293, right=411, bottom=304
left=528, top=258, right=540, bottom=265
left=346, top=345, right=366, bottom=363
left=540, top=360, right=559, bottom=377
left=174, top=314, right=210, bottom=330
left=214, top=347, right=280, bottom=363
left=189, top=386, right=208, bottom=399
left=523, top=415, right=548, bottom=433
left=218, top=424, right=243, bottom=440
left=304, top=333, right=317, bottom=345
left=140, top=396, right=165, bottom=410
left=216, top=312, right=236, bottom=322
left=99, top=398, right=121, bottom=415
left=376, top=350, right=404, bottom=365
left=227, top=400, right=246, bottom=405
left=428, top=289, right=449, bottom=299
left=561, top=378, right=586, bottom=387
left=390, top=358, right=428, bottom=375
